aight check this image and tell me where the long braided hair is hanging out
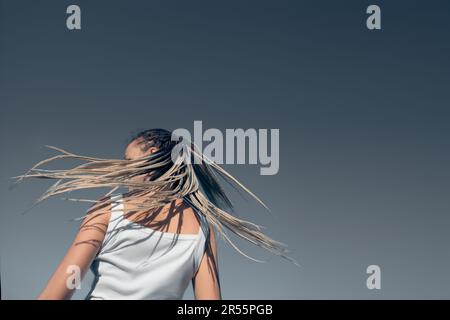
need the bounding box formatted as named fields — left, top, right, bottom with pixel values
left=11, top=129, right=299, bottom=269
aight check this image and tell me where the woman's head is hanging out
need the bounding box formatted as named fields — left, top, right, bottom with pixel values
left=125, top=128, right=233, bottom=210
left=125, top=129, right=176, bottom=160
left=124, top=129, right=176, bottom=187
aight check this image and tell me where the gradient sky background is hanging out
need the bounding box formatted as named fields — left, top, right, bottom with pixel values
left=1, top=0, right=450, bottom=299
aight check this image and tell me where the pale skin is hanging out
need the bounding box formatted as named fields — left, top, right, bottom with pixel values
left=38, top=138, right=221, bottom=300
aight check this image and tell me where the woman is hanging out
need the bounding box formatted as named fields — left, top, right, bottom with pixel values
left=12, top=128, right=297, bottom=300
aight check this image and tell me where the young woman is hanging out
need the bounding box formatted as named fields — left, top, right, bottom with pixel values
left=12, top=129, right=297, bottom=300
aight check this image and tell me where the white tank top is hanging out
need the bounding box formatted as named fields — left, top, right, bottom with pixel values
left=86, top=193, right=208, bottom=300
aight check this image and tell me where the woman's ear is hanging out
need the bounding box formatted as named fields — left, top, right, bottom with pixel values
left=148, top=147, right=158, bottom=154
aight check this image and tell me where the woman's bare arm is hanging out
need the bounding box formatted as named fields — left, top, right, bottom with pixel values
left=38, top=199, right=111, bottom=300
left=192, top=225, right=222, bottom=300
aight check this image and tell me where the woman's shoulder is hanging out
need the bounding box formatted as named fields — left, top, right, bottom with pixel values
left=168, top=198, right=203, bottom=233
left=81, top=194, right=115, bottom=228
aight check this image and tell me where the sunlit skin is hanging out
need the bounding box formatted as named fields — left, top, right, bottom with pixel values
left=123, top=138, right=157, bottom=190
left=37, top=138, right=221, bottom=300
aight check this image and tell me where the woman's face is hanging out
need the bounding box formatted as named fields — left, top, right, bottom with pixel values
left=124, top=138, right=157, bottom=188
